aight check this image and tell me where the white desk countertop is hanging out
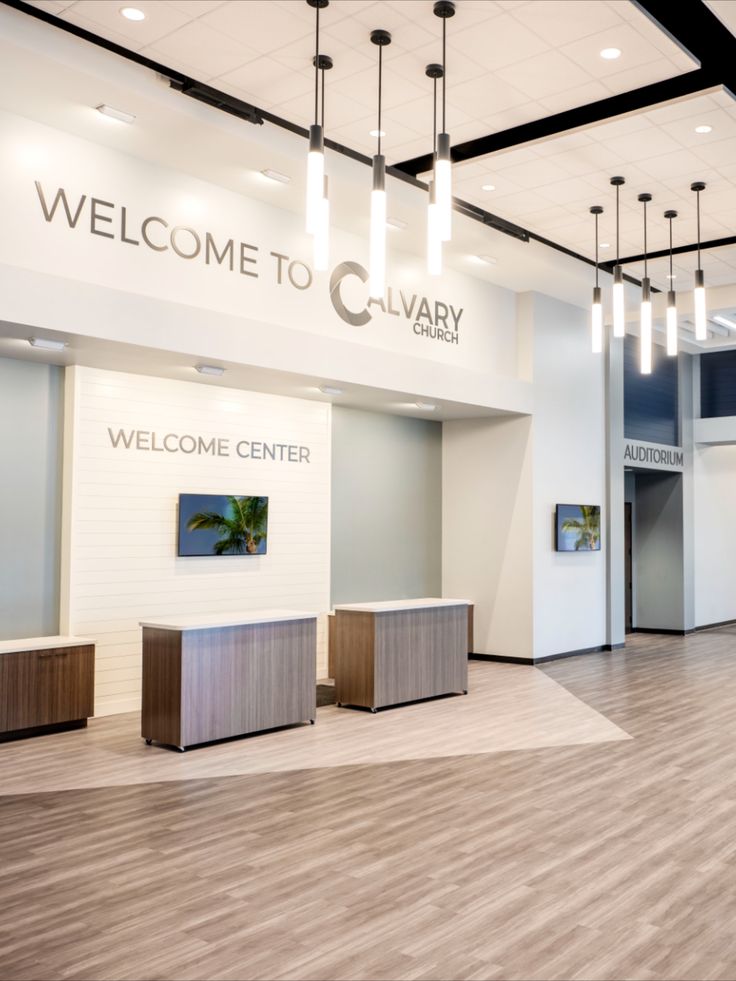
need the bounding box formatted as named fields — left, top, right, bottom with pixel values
left=139, top=610, right=318, bottom=631
left=0, top=636, right=94, bottom=656
left=333, top=598, right=471, bottom=614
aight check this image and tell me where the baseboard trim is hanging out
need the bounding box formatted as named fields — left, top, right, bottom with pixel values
left=632, top=627, right=692, bottom=636
left=0, top=718, right=88, bottom=743
left=470, top=643, right=625, bottom=666
left=695, top=618, right=736, bottom=632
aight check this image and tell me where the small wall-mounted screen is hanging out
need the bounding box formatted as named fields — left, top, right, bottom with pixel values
left=178, top=494, right=268, bottom=556
left=555, top=504, right=601, bottom=552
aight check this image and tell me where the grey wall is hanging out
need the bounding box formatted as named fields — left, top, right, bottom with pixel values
left=0, top=357, right=64, bottom=639
left=331, top=406, right=442, bottom=606
left=634, top=471, right=685, bottom=631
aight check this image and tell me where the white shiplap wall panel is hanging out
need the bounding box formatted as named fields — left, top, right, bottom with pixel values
left=62, top=366, right=331, bottom=716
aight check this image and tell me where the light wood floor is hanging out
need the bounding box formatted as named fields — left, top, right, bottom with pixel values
left=0, top=662, right=627, bottom=794
left=2, top=629, right=736, bottom=980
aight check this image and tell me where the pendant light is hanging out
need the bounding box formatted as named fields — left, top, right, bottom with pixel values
left=305, top=0, right=329, bottom=235
left=691, top=181, right=707, bottom=340
left=611, top=176, right=626, bottom=337
left=664, top=209, right=678, bottom=357
left=426, top=63, right=443, bottom=276
left=312, top=54, right=332, bottom=272
left=368, top=28, right=391, bottom=300
left=434, top=0, right=455, bottom=243
left=638, top=192, right=652, bottom=375
left=590, top=205, right=604, bottom=353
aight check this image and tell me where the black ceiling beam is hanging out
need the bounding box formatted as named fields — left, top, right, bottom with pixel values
left=394, top=68, right=719, bottom=176
left=603, top=236, right=736, bottom=272
left=634, top=0, right=736, bottom=96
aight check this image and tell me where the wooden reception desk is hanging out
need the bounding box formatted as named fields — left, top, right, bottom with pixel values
left=140, top=611, right=317, bottom=750
left=333, top=599, right=470, bottom=712
left=0, top=636, right=95, bottom=741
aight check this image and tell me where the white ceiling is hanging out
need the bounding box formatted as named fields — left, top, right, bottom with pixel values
left=6, top=0, right=736, bottom=353
left=28, top=0, right=697, bottom=166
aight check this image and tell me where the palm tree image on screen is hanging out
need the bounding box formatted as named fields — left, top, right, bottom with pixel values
left=187, top=495, right=268, bottom=555
left=560, top=505, right=600, bottom=551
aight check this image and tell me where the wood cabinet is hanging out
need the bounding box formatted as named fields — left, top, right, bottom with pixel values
left=333, top=600, right=469, bottom=711
left=140, top=612, right=318, bottom=750
left=0, top=637, right=95, bottom=741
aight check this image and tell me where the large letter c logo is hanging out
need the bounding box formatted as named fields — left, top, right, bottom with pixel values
left=329, top=261, right=371, bottom=327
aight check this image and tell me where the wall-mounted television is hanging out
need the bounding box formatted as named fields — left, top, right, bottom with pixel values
left=555, top=504, right=601, bottom=552
left=178, top=494, right=268, bottom=557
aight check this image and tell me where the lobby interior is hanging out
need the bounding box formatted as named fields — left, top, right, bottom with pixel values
left=2, top=1, right=736, bottom=980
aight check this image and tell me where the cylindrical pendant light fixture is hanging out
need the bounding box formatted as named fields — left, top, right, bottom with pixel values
left=305, top=0, right=329, bottom=236
left=638, top=192, right=652, bottom=375
left=590, top=205, right=604, bottom=354
left=368, top=29, right=391, bottom=300
left=611, top=176, right=626, bottom=337
left=312, top=54, right=332, bottom=271
left=691, top=181, right=707, bottom=340
left=433, top=0, right=455, bottom=243
left=426, top=63, right=443, bottom=276
left=664, top=209, right=678, bottom=357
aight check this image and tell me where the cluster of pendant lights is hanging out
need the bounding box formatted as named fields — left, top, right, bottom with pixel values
left=590, top=177, right=708, bottom=374
left=305, top=0, right=456, bottom=294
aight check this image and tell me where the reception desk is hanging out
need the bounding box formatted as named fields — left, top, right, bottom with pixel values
left=0, top=636, right=95, bottom=741
left=140, top=611, right=317, bottom=750
left=333, top=599, right=469, bottom=711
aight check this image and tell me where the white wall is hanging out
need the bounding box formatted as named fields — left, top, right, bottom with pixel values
left=442, top=415, right=534, bottom=660
left=61, top=366, right=331, bottom=716
left=694, top=443, right=736, bottom=626
left=331, top=407, right=442, bottom=606
left=0, top=357, right=63, bottom=639
left=530, top=293, right=607, bottom=659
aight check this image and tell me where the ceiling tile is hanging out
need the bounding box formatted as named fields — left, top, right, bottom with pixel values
left=201, top=1, right=312, bottom=54
left=141, top=21, right=258, bottom=79
left=448, top=12, right=550, bottom=71
left=216, top=58, right=312, bottom=108
left=63, top=0, right=191, bottom=46
left=496, top=49, right=595, bottom=100
left=164, top=0, right=226, bottom=15
left=512, top=0, right=623, bottom=47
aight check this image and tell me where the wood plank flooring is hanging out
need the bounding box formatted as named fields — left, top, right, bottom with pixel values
left=2, top=629, right=736, bottom=980
left=0, top=662, right=626, bottom=794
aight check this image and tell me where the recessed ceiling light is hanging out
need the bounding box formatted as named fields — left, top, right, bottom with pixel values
left=96, top=104, right=136, bottom=124
left=195, top=364, right=225, bottom=376
left=599, top=241, right=611, bottom=249
left=415, top=400, right=437, bottom=411
left=481, top=183, right=496, bottom=191
left=29, top=337, right=67, bottom=351
left=666, top=272, right=677, bottom=280
left=694, top=124, right=712, bottom=134
left=260, top=168, right=290, bottom=184
left=713, top=314, right=736, bottom=330
left=369, top=129, right=386, bottom=138
left=120, top=6, right=146, bottom=20
left=386, top=216, right=407, bottom=230
left=600, top=47, right=621, bottom=60
left=319, top=385, right=343, bottom=396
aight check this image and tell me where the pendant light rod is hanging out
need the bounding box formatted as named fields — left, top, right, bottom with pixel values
left=313, top=53, right=332, bottom=127
left=591, top=206, right=602, bottom=287
left=639, top=192, right=651, bottom=279
left=434, top=1, right=454, bottom=131
left=426, top=63, right=443, bottom=155
left=664, top=209, right=678, bottom=357
left=307, top=0, right=328, bottom=125
left=610, top=176, right=625, bottom=338
left=691, top=181, right=705, bottom=267
left=665, top=208, right=677, bottom=280
left=371, top=29, right=391, bottom=156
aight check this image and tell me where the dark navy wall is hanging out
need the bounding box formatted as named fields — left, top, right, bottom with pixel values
left=623, top=336, right=679, bottom=446
left=701, top=350, right=736, bottom=418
